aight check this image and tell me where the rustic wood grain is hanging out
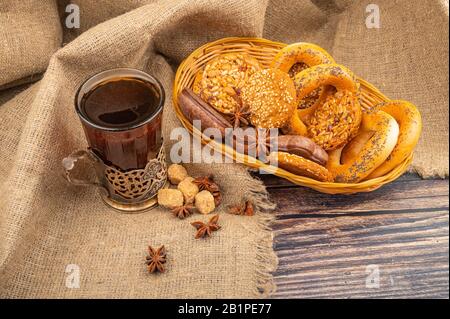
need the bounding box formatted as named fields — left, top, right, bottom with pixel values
left=258, top=173, right=449, bottom=299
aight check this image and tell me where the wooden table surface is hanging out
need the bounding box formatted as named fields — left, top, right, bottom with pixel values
left=257, top=173, right=449, bottom=299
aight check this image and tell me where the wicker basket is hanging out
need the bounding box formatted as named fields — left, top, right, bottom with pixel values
left=172, top=37, right=413, bottom=194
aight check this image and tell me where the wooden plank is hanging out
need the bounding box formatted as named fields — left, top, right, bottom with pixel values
left=263, top=174, right=449, bottom=217
left=272, top=209, right=449, bottom=298
left=260, top=173, right=449, bottom=298
left=256, top=171, right=422, bottom=188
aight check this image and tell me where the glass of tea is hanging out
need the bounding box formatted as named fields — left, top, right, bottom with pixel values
left=62, top=68, right=167, bottom=212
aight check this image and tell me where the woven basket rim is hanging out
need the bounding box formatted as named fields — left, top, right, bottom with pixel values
left=172, top=37, right=413, bottom=194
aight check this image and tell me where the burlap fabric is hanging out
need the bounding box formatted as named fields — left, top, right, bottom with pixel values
left=0, top=1, right=62, bottom=89
left=0, top=0, right=448, bottom=298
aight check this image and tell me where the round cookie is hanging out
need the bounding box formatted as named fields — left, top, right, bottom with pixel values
left=241, top=68, right=297, bottom=128
left=192, top=71, right=203, bottom=95
left=306, top=90, right=362, bottom=151
left=284, top=64, right=362, bottom=151
left=199, top=53, right=261, bottom=114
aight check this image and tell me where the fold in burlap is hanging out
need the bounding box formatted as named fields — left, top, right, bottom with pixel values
left=0, top=1, right=62, bottom=88
left=0, top=0, right=448, bottom=298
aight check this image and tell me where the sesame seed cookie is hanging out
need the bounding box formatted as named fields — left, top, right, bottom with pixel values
left=199, top=53, right=261, bottom=114
left=241, top=68, right=296, bottom=128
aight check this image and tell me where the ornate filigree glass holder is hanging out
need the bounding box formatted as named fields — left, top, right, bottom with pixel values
left=63, top=147, right=167, bottom=212
left=63, top=68, right=168, bottom=213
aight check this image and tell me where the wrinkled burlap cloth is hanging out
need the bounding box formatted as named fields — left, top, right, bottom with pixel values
left=0, top=0, right=448, bottom=298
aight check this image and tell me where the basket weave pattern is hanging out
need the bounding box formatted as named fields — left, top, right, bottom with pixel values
left=173, top=37, right=413, bottom=194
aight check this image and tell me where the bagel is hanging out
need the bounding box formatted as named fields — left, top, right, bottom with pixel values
left=269, top=151, right=333, bottom=182
left=294, top=64, right=359, bottom=109
left=271, top=42, right=335, bottom=110
left=365, top=100, right=422, bottom=179
left=271, top=42, right=335, bottom=74
left=327, top=110, right=399, bottom=183
left=285, top=64, right=362, bottom=151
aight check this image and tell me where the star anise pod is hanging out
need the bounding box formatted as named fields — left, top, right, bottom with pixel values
left=229, top=89, right=251, bottom=128
left=230, top=104, right=250, bottom=128
left=243, top=201, right=255, bottom=216
left=248, top=130, right=270, bottom=158
left=212, top=190, right=222, bottom=206
left=193, top=175, right=220, bottom=192
left=145, top=245, right=166, bottom=273
left=191, top=214, right=221, bottom=239
left=234, top=128, right=271, bottom=160
left=171, top=204, right=194, bottom=219
left=227, top=200, right=255, bottom=216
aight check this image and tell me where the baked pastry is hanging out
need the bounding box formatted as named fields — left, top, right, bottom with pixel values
left=192, top=71, right=203, bottom=94
left=327, top=110, right=399, bottom=183
left=271, top=42, right=335, bottom=110
left=269, top=152, right=333, bottom=182
left=199, top=53, right=261, bottom=114
left=274, top=135, right=328, bottom=166
left=305, top=90, right=362, bottom=150
left=178, top=88, right=232, bottom=136
left=365, top=100, right=422, bottom=179
left=271, top=42, right=335, bottom=73
left=234, top=133, right=329, bottom=166
left=241, top=68, right=297, bottom=128
left=285, top=64, right=362, bottom=151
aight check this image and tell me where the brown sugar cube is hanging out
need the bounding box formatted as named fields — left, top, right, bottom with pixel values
left=157, top=189, right=184, bottom=209
left=177, top=177, right=199, bottom=204
left=168, top=164, right=188, bottom=185
left=194, top=190, right=215, bottom=215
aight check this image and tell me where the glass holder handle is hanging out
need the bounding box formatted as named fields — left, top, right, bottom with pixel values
left=62, top=149, right=108, bottom=194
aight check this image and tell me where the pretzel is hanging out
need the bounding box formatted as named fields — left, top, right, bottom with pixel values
left=284, top=64, right=362, bottom=151
left=269, top=152, right=333, bottom=182
left=327, top=110, right=399, bottom=183
left=271, top=42, right=335, bottom=110
left=364, top=100, right=422, bottom=179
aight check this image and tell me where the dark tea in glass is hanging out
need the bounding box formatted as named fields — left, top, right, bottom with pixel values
left=63, top=68, right=167, bottom=212
left=78, top=72, right=163, bottom=170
